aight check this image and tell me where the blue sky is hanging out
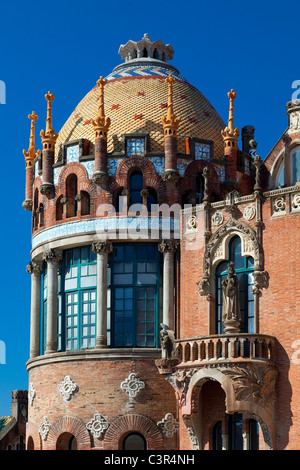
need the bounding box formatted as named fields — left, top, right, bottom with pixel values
left=0, top=0, right=298, bottom=416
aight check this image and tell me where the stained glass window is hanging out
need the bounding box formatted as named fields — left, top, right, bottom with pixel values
left=126, top=137, right=145, bottom=156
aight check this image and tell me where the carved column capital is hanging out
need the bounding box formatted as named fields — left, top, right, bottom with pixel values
left=92, top=240, right=113, bottom=255
left=158, top=239, right=179, bottom=254
left=42, top=249, right=63, bottom=264
left=27, top=261, right=43, bottom=276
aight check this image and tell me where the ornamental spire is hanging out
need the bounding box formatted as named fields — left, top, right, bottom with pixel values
left=23, top=111, right=41, bottom=167
left=161, top=73, right=180, bottom=135
left=91, top=77, right=111, bottom=139
left=40, top=91, right=58, bottom=144
left=221, top=89, right=240, bottom=146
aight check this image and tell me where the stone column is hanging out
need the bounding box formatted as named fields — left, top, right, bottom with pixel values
left=43, top=249, right=62, bottom=354
left=92, top=240, right=113, bottom=348
left=27, top=261, right=43, bottom=358
left=158, top=240, right=179, bottom=331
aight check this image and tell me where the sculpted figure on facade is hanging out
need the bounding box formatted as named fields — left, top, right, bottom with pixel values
left=222, top=262, right=242, bottom=333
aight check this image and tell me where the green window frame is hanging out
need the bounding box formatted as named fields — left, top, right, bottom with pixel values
left=42, top=246, right=97, bottom=353
left=215, top=236, right=254, bottom=334
left=109, top=243, right=162, bottom=348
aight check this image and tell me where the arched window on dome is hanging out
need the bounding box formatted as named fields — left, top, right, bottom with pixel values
left=196, top=173, right=204, bottom=204
left=215, top=236, right=254, bottom=334
left=80, top=190, right=90, bottom=216
left=56, top=195, right=64, bottom=221
left=66, top=174, right=78, bottom=218
left=147, top=188, right=158, bottom=212
left=33, top=188, right=39, bottom=230
left=129, top=171, right=143, bottom=206
left=39, top=203, right=44, bottom=227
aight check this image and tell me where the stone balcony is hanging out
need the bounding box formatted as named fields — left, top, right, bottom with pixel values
left=156, top=333, right=277, bottom=375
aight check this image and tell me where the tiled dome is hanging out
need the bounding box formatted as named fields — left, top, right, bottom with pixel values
left=54, top=35, right=226, bottom=162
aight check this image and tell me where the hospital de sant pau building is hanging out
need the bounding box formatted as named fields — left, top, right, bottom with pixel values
left=14, top=34, right=300, bottom=450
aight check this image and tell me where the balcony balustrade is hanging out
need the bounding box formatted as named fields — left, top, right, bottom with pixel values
left=175, top=333, right=276, bottom=367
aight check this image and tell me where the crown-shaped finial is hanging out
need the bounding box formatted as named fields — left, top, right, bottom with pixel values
left=91, top=77, right=111, bottom=138
left=23, top=111, right=41, bottom=167
left=161, top=73, right=180, bottom=135
left=40, top=91, right=59, bottom=144
left=221, top=89, right=240, bottom=144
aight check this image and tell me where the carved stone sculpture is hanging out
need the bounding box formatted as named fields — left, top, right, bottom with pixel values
left=221, top=262, right=242, bottom=333
left=159, top=324, right=176, bottom=360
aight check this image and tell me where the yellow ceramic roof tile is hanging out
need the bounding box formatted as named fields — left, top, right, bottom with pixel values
left=54, top=65, right=225, bottom=162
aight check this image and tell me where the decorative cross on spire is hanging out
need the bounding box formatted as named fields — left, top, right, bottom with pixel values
left=23, top=111, right=41, bottom=167
left=91, top=76, right=111, bottom=138
left=40, top=91, right=58, bottom=144
left=161, top=73, right=180, bottom=134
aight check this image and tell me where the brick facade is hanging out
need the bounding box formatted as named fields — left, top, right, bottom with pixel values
left=18, top=35, right=300, bottom=451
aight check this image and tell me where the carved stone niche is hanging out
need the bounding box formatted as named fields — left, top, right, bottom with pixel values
left=198, top=218, right=261, bottom=298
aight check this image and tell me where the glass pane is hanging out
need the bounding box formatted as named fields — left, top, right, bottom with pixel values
left=80, top=275, right=97, bottom=288
left=291, top=147, right=300, bottom=184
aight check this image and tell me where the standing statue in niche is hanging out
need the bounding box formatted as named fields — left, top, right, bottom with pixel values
left=221, top=262, right=242, bottom=334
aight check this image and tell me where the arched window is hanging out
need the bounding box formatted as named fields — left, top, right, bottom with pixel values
left=56, top=195, right=64, bottom=221
left=123, top=433, right=147, bottom=450
left=196, top=173, right=204, bottom=204
left=273, top=144, right=300, bottom=188
left=66, top=174, right=78, bottom=218
left=80, top=191, right=90, bottom=216
left=129, top=171, right=143, bottom=206
left=147, top=188, right=158, bottom=212
left=275, top=159, right=284, bottom=187
left=33, top=188, right=39, bottom=229
left=215, top=236, right=254, bottom=334
left=290, top=146, right=300, bottom=184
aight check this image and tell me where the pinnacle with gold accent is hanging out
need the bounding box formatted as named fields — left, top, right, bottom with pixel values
left=161, top=73, right=180, bottom=134
left=40, top=91, right=59, bottom=144
left=91, top=77, right=111, bottom=137
left=23, top=111, right=41, bottom=168
left=221, top=89, right=240, bottom=143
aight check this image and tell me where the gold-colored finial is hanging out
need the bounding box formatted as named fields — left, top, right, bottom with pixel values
left=221, top=88, right=240, bottom=145
left=161, top=73, right=180, bottom=135
left=23, top=111, right=41, bottom=167
left=40, top=91, right=59, bottom=144
left=91, top=77, right=111, bottom=138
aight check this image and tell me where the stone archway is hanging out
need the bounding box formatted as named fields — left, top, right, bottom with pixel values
left=102, top=414, right=164, bottom=450
left=175, top=366, right=276, bottom=450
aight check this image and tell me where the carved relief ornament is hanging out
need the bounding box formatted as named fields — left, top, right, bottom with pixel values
left=198, top=218, right=260, bottom=296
